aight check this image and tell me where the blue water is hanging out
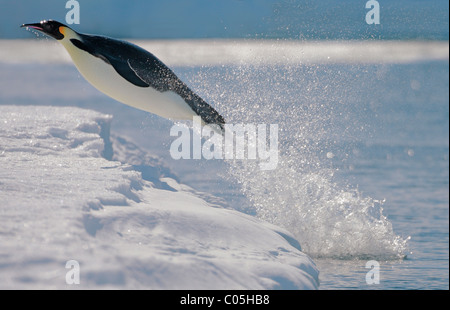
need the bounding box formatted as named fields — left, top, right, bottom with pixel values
left=217, top=61, right=449, bottom=289
left=177, top=61, right=449, bottom=289
left=316, top=64, right=449, bottom=289
left=2, top=0, right=449, bottom=40
left=0, top=54, right=448, bottom=289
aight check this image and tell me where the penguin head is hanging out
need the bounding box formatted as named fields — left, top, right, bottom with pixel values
left=21, top=20, right=69, bottom=40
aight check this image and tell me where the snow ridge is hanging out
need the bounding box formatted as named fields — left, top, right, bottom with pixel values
left=0, top=105, right=318, bottom=289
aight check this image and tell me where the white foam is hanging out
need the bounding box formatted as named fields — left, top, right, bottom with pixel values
left=227, top=161, right=409, bottom=259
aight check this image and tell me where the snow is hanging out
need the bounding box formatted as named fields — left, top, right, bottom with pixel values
left=0, top=105, right=319, bottom=289
left=1, top=39, right=448, bottom=66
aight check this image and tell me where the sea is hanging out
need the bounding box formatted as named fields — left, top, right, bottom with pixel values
left=0, top=38, right=448, bottom=290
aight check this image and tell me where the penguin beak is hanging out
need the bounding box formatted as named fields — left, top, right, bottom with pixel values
left=21, top=23, right=44, bottom=32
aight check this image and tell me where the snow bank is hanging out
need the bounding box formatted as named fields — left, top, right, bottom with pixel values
left=0, top=105, right=318, bottom=289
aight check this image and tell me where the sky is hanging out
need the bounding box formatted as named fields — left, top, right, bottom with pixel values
left=1, top=0, right=448, bottom=40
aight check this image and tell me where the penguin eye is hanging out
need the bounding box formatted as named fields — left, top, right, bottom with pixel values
left=43, top=23, right=53, bottom=32
left=41, top=21, right=65, bottom=40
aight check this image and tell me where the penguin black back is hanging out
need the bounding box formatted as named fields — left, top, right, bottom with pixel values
left=72, top=34, right=225, bottom=129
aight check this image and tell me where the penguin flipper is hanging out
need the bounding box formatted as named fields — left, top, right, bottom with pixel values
left=108, top=58, right=149, bottom=88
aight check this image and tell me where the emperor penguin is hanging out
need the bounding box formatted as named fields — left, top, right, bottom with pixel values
left=21, top=20, right=225, bottom=132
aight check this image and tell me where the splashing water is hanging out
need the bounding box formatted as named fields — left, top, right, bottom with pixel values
left=185, top=56, right=410, bottom=260
left=24, top=27, right=42, bottom=38
left=227, top=160, right=408, bottom=259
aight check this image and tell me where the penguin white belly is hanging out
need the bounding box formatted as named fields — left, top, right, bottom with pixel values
left=66, top=47, right=197, bottom=120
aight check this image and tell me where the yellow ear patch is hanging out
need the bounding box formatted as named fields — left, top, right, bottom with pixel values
left=59, top=26, right=65, bottom=35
